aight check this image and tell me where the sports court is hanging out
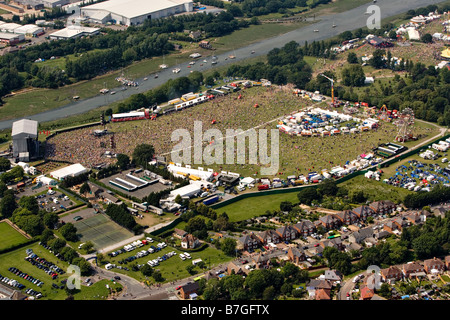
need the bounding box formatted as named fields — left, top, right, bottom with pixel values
left=73, top=214, right=134, bottom=250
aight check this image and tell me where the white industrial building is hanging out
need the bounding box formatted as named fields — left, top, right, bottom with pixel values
left=169, top=180, right=203, bottom=199
left=49, top=25, right=100, bottom=40
left=12, top=119, right=39, bottom=161
left=0, top=23, right=22, bottom=33
left=80, top=0, right=194, bottom=26
left=41, top=0, right=70, bottom=8
left=14, top=24, right=44, bottom=37
left=50, top=163, right=88, bottom=180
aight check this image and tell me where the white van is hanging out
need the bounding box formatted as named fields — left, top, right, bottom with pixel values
left=105, top=263, right=114, bottom=270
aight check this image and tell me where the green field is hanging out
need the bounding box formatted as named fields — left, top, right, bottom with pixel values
left=214, top=190, right=301, bottom=222
left=0, top=222, right=30, bottom=251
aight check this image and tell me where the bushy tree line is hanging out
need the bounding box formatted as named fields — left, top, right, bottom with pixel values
left=225, top=41, right=312, bottom=89
left=105, top=203, right=141, bottom=233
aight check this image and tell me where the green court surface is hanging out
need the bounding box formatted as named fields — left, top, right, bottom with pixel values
left=73, top=214, right=133, bottom=250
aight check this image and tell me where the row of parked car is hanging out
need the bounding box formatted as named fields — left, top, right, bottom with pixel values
left=147, top=251, right=177, bottom=267
left=25, top=250, right=64, bottom=280
left=0, top=273, right=26, bottom=290
left=25, top=288, right=43, bottom=299
left=8, top=267, right=44, bottom=287
left=39, top=242, right=66, bottom=262
left=108, top=237, right=155, bottom=258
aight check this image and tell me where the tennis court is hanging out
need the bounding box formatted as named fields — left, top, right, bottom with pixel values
left=73, top=214, right=134, bottom=250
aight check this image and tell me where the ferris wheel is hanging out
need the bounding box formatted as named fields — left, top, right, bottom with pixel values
left=394, top=107, right=415, bottom=142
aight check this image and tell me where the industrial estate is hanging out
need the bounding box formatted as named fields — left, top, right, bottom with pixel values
left=1, top=0, right=450, bottom=307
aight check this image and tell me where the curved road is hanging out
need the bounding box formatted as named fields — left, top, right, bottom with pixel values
left=0, top=0, right=445, bottom=131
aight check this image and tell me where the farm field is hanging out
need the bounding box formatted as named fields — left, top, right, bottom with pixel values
left=0, top=222, right=30, bottom=251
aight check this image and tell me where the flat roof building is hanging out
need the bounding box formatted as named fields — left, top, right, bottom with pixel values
left=49, top=25, right=100, bottom=40
left=80, top=0, right=194, bottom=26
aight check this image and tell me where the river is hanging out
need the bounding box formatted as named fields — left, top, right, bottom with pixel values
left=0, top=0, right=445, bottom=130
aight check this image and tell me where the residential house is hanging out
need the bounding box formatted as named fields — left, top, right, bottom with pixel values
left=315, top=288, right=331, bottom=300
left=384, top=218, right=405, bottom=234
left=227, top=260, right=249, bottom=276
left=189, top=30, right=202, bottom=40
left=252, top=253, right=271, bottom=270
left=179, top=282, right=200, bottom=300
left=345, top=242, right=362, bottom=254
left=287, top=247, right=306, bottom=265
left=402, top=262, right=425, bottom=278
left=423, top=257, right=445, bottom=274
left=352, top=205, right=376, bottom=220
left=405, top=212, right=422, bottom=225
left=348, top=227, right=374, bottom=244
left=320, top=237, right=345, bottom=251
left=276, top=225, right=298, bottom=242
left=319, top=214, right=341, bottom=230
left=336, top=210, right=359, bottom=225
left=238, top=233, right=261, bottom=252
left=86, top=181, right=104, bottom=200
left=307, top=279, right=333, bottom=291
left=369, top=200, right=396, bottom=215
left=446, top=256, right=450, bottom=270
left=256, top=229, right=282, bottom=245
left=433, top=207, right=448, bottom=218
left=324, top=269, right=343, bottom=284
left=374, top=230, right=391, bottom=240
left=380, top=266, right=403, bottom=283
left=173, top=228, right=188, bottom=239
left=181, top=234, right=200, bottom=249
left=100, top=192, right=121, bottom=205
left=360, top=286, right=375, bottom=300
left=293, top=219, right=316, bottom=236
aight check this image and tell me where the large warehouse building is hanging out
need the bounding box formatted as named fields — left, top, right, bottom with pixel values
left=80, top=0, right=194, bottom=26
left=12, top=119, right=40, bottom=162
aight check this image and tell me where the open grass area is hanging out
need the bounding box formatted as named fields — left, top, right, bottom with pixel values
left=0, top=222, right=30, bottom=251
left=214, top=190, right=301, bottom=222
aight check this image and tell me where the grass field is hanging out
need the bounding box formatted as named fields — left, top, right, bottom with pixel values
left=0, top=222, right=30, bottom=251
left=214, top=190, right=301, bottom=222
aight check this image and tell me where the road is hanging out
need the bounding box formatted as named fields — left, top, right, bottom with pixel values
left=0, top=0, right=445, bottom=131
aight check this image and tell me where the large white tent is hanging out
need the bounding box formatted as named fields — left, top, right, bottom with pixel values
left=50, top=163, right=88, bottom=180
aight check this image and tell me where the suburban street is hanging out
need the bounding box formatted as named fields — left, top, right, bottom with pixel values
left=0, top=0, right=446, bottom=130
